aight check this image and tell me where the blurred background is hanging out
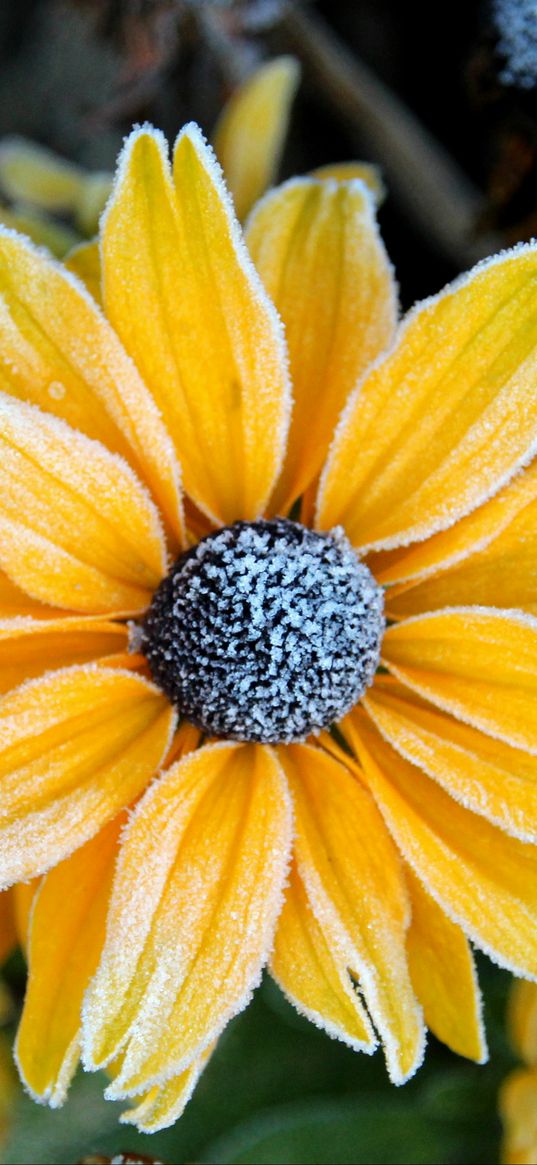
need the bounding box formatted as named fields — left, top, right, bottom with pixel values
left=0, top=1, right=536, bottom=1162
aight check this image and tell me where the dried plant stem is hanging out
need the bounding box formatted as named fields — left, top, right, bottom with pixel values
left=277, top=4, right=500, bottom=267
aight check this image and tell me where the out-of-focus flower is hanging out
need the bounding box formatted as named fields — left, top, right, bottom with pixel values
left=0, top=109, right=535, bottom=1135
left=501, top=981, right=537, bottom=1165
left=212, top=55, right=300, bottom=220
left=0, top=55, right=301, bottom=257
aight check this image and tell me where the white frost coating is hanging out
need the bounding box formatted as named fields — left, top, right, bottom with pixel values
left=81, top=744, right=293, bottom=1095
left=316, top=239, right=537, bottom=551
left=494, top=0, right=537, bottom=88
left=0, top=223, right=184, bottom=543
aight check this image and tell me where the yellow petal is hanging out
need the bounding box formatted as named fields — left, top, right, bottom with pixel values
left=270, top=860, right=376, bottom=1052
left=15, top=816, right=122, bottom=1106
left=0, top=890, right=16, bottom=964
left=0, top=204, right=78, bottom=258
left=0, top=665, right=175, bottom=887
left=246, top=177, right=397, bottom=513
left=0, top=616, right=129, bottom=694
left=279, top=743, right=424, bottom=1084
left=347, top=711, right=537, bottom=978
left=500, top=1068, right=537, bottom=1165
left=83, top=742, right=292, bottom=1094
left=0, top=227, right=183, bottom=543
left=372, top=461, right=537, bottom=587
left=405, top=867, right=486, bottom=1061
left=214, top=57, right=300, bottom=222
left=13, top=879, right=39, bottom=949
left=364, top=678, right=537, bottom=841
left=0, top=137, right=84, bottom=212
left=119, top=1044, right=215, bottom=1133
left=0, top=572, right=62, bottom=619
left=509, top=981, right=537, bottom=1066
left=382, top=608, right=537, bottom=755
left=317, top=244, right=537, bottom=551
left=312, top=162, right=385, bottom=205
left=102, top=125, right=291, bottom=524
left=386, top=480, right=537, bottom=618
left=0, top=392, right=166, bottom=614
left=74, top=171, right=112, bottom=236
left=64, top=239, right=102, bottom=304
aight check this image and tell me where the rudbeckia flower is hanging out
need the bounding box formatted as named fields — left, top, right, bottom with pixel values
left=0, top=115, right=536, bottom=1135
left=500, top=981, right=537, bottom=1164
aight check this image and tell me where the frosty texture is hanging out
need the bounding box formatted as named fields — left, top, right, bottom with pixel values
left=143, top=519, right=384, bottom=742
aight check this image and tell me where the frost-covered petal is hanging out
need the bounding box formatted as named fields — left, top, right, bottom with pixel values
left=82, top=742, right=292, bottom=1095
left=347, top=710, right=537, bottom=978
left=0, top=571, right=60, bottom=619
left=213, top=57, right=300, bottom=222
left=101, top=125, right=291, bottom=524
left=270, top=860, right=377, bottom=1053
left=0, top=392, right=166, bottom=614
left=0, top=666, right=175, bottom=888
left=119, top=1045, right=215, bottom=1134
left=0, top=616, right=130, bottom=694
left=317, top=244, right=537, bottom=551
left=372, top=460, right=537, bottom=588
left=279, top=743, right=424, bottom=1084
left=385, top=474, right=537, bottom=617
left=364, top=678, right=537, bottom=841
left=15, top=816, right=122, bottom=1107
left=246, top=176, right=397, bottom=514
left=0, top=228, right=183, bottom=543
left=405, top=867, right=486, bottom=1062
left=382, top=608, right=537, bottom=754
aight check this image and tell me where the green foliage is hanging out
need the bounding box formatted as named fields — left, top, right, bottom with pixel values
left=2, top=958, right=516, bottom=1165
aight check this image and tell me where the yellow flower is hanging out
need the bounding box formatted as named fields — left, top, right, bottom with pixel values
left=501, top=981, right=537, bottom=1165
left=0, top=116, right=536, bottom=1135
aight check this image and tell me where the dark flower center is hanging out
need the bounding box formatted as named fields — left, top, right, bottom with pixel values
left=142, top=519, right=384, bottom=744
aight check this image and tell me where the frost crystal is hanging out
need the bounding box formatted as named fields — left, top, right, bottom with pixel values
left=143, top=519, right=384, bottom=743
left=494, top=0, right=537, bottom=89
